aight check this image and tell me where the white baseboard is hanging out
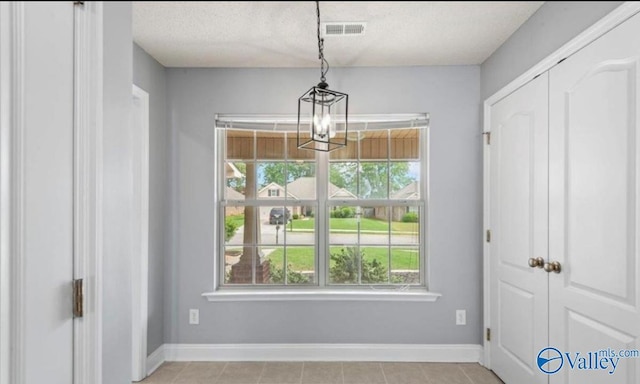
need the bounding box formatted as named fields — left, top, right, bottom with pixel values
left=160, top=343, right=483, bottom=363
left=146, top=345, right=166, bottom=376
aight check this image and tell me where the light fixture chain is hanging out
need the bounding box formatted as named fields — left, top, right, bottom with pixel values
left=316, top=1, right=329, bottom=83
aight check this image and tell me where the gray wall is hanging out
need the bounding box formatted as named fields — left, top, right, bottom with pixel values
left=103, top=2, right=133, bottom=383
left=124, top=0, right=624, bottom=352
left=165, top=66, right=484, bottom=344
left=133, top=43, right=169, bottom=356
left=481, top=1, right=622, bottom=100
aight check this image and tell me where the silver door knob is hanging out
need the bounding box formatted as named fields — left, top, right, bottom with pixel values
left=528, top=257, right=544, bottom=268
left=543, top=261, right=561, bottom=273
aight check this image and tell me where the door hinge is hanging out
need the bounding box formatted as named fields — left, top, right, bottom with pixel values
left=486, top=328, right=491, bottom=341
left=486, top=229, right=491, bottom=243
left=483, top=132, right=491, bottom=145
left=73, top=279, right=84, bottom=318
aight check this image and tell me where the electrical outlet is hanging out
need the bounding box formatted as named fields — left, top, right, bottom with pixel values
left=189, top=309, right=199, bottom=325
left=456, top=310, right=466, bottom=325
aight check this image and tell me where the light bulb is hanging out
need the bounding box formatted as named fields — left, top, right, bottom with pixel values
left=312, top=114, right=321, bottom=136
left=312, top=113, right=331, bottom=139
left=322, top=114, right=332, bottom=137
left=327, top=114, right=337, bottom=139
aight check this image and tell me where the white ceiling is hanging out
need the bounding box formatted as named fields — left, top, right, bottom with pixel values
left=133, top=1, right=543, bottom=68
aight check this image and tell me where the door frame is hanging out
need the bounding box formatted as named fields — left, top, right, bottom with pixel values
left=131, top=84, right=150, bottom=382
left=0, top=3, right=25, bottom=383
left=482, top=1, right=640, bottom=369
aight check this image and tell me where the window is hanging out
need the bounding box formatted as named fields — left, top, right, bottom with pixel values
left=218, top=116, right=427, bottom=291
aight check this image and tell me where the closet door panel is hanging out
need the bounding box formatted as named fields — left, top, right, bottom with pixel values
left=489, top=73, right=549, bottom=384
left=549, top=11, right=640, bottom=384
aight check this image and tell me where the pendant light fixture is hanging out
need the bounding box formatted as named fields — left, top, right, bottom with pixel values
left=297, top=1, right=349, bottom=152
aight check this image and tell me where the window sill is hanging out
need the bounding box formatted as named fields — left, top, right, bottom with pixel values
left=202, top=289, right=442, bottom=302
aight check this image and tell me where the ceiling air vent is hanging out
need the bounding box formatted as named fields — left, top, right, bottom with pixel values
left=321, top=22, right=366, bottom=37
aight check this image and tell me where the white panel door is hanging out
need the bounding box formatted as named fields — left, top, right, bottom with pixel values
left=549, top=11, right=640, bottom=384
left=490, top=73, right=549, bottom=384
left=22, top=3, right=74, bottom=383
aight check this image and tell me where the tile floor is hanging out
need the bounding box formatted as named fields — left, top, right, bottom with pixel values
left=138, top=361, right=504, bottom=384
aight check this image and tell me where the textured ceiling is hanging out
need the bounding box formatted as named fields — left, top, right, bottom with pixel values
left=133, top=1, right=543, bottom=68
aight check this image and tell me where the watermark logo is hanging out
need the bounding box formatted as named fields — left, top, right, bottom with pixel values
left=536, top=347, right=639, bottom=375
left=537, top=347, right=564, bottom=374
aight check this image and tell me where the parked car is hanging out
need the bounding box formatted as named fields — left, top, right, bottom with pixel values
left=269, top=207, right=291, bottom=224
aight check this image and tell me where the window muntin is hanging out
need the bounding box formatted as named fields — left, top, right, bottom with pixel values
left=326, top=128, right=422, bottom=286
left=220, top=126, right=425, bottom=289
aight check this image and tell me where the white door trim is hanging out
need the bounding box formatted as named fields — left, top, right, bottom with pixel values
left=0, top=3, right=25, bottom=384
left=73, top=2, right=104, bottom=384
left=0, top=4, right=9, bottom=383
left=482, top=1, right=640, bottom=369
left=131, top=84, right=150, bottom=382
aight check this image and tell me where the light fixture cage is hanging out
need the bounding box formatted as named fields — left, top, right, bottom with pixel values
left=297, top=85, right=349, bottom=152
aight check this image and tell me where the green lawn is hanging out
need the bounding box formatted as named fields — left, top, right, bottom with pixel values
left=264, top=246, right=419, bottom=271
left=224, top=215, right=417, bottom=234
left=264, top=247, right=315, bottom=270
left=289, top=217, right=418, bottom=233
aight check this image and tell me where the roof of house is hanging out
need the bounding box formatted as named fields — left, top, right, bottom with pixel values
left=231, top=178, right=415, bottom=201
left=390, top=180, right=419, bottom=199
left=287, top=177, right=357, bottom=200
left=225, top=186, right=245, bottom=200
left=257, top=182, right=286, bottom=194
left=256, top=182, right=299, bottom=200
left=285, top=177, right=314, bottom=199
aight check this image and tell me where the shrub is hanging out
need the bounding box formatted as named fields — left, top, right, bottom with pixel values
left=330, top=207, right=356, bottom=219
left=269, top=265, right=310, bottom=284
left=329, top=247, right=387, bottom=284
left=292, top=213, right=300, bottom=220
left=329, top=247, right=358, bottom=283
left=224, top=219, right=239, bottom=241
left=340, top=206, right=356, bottom=218
left=401, top=212, right=419, bottom=223
left=361, top=257, right=388, bottom=283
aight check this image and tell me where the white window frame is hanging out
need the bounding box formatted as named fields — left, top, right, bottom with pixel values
left=204, top=114, right=441, bottom=302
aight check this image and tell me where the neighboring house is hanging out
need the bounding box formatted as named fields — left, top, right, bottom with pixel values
left=258, top=177, right=357, bottom=218
left=286, top=176, right=357, bottom=201
left=257, top=182, right=288, bottom=199
left=254, top=177, right=418, bottom=222
left=257, top=182, right=298, bottom=219
left=372, top=181, right=419, bottom=222
left=391, top=180, right=419, bottom=200
left=328, top=182, right=358, bottom=200
left=287, top=177, right=357, bottom=217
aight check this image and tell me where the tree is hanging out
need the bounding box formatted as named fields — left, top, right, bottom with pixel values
left=330, top=162, right=414, bottom=198
left=329, top=162, right=357, bottom=195
left=259, top=163, right=314, bottom=187
left=387, top=162, right=414, bottom=194
left=229, top=162, right=262, bottom=283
